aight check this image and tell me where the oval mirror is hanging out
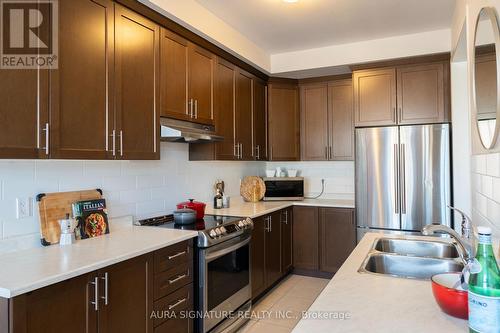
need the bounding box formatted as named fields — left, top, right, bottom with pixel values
left=474, top=7, right=500, bottom=149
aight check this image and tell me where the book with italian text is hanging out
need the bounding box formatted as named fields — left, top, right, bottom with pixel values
left=72, top=199, right=110, bottom=239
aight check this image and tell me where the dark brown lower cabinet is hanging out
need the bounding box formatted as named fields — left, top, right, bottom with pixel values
left=265, top=211, right=282, bottom=287
left=292, top=206, right=319, bottom=271
left=293, top=206, right=356, bottom=275
left=251, top=216, right=267, bottom=299
left=281, top=207, right=293, bottom=273
left=2, top=240, right=194, bottom=333
left=319, top=208, right=356, bottom=273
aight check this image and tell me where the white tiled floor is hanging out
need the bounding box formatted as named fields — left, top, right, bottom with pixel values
left=238, top=274, right=330, bottom=333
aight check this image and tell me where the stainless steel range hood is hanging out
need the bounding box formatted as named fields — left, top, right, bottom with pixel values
left=160, top=117, right=223, bottom=143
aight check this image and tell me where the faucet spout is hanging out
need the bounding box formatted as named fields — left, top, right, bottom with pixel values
left=422, top=224, right=475, bottom=263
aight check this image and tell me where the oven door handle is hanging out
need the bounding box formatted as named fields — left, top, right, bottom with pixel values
left=205, top=236, right=251, bottom=262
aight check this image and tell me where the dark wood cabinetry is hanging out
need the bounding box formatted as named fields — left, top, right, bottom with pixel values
left=187, top=44, right=215, bottom=125
left=265, top=211, right=282, bottom=287
left=235, top=70, right=254, bottom=160
left=319, top=208, right=356, bottom=273
left=281, top=207, right=293, bottom=273
left=268, top=82, right=300, bottom=161
left=253, top=79, right=268, bottom=160
left=251, top=216, right=267, bottom=299
left=353, top=61, right=450, bottom=127
left=292, top=206, right=319, bottom=271
left=300, top=79, right=354, bottom=161
left=3, top=240, right=194, bottom=333
left=115, top=5, right=160, bottom=160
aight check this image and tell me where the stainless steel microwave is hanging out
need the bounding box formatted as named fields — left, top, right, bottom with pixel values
left=263, top=177, right=304, bottom=201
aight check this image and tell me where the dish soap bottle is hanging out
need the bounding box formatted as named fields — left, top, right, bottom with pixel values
left=213, top=188, right=223, bottom=209
left=468, top=226, right=500, bottom=333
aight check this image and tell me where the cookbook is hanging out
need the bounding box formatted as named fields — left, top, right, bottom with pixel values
left=72, top=199, right=110, bottom=239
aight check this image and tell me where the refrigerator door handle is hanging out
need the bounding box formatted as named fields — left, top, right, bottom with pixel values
left=394, top=144, right=399, bottom=214
left=401, top=143, right=407, bottom=214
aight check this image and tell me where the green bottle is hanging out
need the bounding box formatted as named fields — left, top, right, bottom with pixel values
left=468, top=226, right=500, bottom=333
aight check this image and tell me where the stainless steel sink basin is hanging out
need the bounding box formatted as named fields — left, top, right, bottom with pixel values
left=359, top=253, right=464, bottom=280
left=373, top=238, right=460, bottom=259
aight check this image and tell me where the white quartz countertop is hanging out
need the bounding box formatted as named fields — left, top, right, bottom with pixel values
left=292, top=232, right=468, bottom=333
left=0, top=218, right=197, bottom=298
left=204, top=198, right=354, bottom=218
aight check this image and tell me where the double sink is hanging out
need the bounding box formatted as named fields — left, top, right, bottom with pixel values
left=359, top=237, right=464, bottom=280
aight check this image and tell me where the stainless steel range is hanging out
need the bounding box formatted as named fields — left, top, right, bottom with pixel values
left=136, top=214, right=253, bottom=333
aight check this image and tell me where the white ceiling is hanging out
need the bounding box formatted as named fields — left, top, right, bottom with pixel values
left=194, top=0, right=456, bottom=54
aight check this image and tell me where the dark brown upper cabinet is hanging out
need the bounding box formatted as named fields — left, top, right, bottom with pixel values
left=160, top=30, right=215, bottom=126
left=115, top=4, right=160, bottom=160
left=353, top=68, right=397, bottom=127
left=50, top=0, right=114, bottom=160
left=0, top=67, right=48, bottom=159
left=300, top=79, right=354, bottom=161
left=235, top=69, right=254, bottom=160
left=354, top=61, right=450, bottom=127
left=397, top=62, right=449, bottom=124
left=253, top=79, right=268, bottom=160
left=268, top=82, right=300, bottom=161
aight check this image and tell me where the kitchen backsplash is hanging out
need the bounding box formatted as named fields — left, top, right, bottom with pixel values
left=0, top=145, right=355, bottom=251
left=472, top=152, right=500, bottom=238
left=265, top=161, right=355, bottom=200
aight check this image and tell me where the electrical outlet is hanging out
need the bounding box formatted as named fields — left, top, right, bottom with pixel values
left=16, top=197, right=32, bottom=219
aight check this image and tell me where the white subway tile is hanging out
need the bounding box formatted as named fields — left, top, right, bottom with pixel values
left=136, top=200, right=165, bottom=216
left=59, top=177, right=102, bottom=192
left=481, top=175, right=493, bottom=199
left=84, top=161, right=122, bottom=177
left=474, top=154, right=487, bottom=174
left=3, top=218, right=40, bottom=239
left=107, top=204, right=135, bottom=219
left=35, top=160, right=84, bottom=179
left=102, top=176, right=136, bottom=192
left=0, top=161, right=35, bottom=180
left=137, top=175, right=164, bottom=189
left=119, top=189, right=151, bottom=204
left=486, top=153, right=500, bottom=177
left=487, top=199, right=500, bottom=227
left=493, top=178, right=500, bottom=204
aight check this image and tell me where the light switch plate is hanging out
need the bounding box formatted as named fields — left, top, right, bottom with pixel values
left=16, top=197, right=32, bottom=219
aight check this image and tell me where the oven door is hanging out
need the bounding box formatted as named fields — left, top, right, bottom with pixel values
left=199, top=234, right=251, bottom=333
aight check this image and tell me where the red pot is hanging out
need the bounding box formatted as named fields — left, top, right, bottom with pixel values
left=177, top=199, right=206, bottom=219
left=431, top=272, right=468, bottom=320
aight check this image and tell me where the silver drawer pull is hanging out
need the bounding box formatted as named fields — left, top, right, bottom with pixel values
left=168, top=250, right=186, bottom=260
left=168, top=273, right=187, bottom=284
left=168, top=298, right=187, bottom=310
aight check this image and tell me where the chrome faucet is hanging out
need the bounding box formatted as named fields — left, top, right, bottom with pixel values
left=422, top=206, right=475, bottom=264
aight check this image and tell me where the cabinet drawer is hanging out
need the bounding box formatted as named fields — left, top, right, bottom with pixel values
left=153, top=283, right=193, bottom=328
left=154, top=317, right=193, bottom=333
left=154, top=261, right=193, bottom=299
left=155, top=239, right=193, bottom=273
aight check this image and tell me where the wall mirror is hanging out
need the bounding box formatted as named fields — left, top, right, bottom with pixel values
left=474, top=7, right=500, bottom=149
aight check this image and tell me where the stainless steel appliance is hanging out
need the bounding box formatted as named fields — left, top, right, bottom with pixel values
left=136, top=214, right=253, bottom=333
left=355, top=124, right=452, bottom=242
left=263, top=177, right=304, bottom=201
left=160, top=117, right=224, bottom=143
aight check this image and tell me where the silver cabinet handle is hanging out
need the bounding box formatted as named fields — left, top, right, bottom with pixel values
left=269, top=216, right=272, bottom=232
left=42, top=123, right=49, bottom=155
left=90, top=276, right=99, bottom=311
left=393, top=144, right=399, bottom=214
left=239, top=143, right=243, bottom=159
left=186, top=100, right=191, bottom=116
left=194, top=99, right=198, bottom=119
left=234, top=143, right=238, bottom=158
left=264, top=216, right=270, bottom=232
left=100, top=272, right=109, bottom=306
left=110, top=130, right=116, bottom=156
left=168, top=251, right=186, bottom=260
left=119, top=130, right=123, bottom=157
left=168, top=273, right=187, bottom=284
left=255, top=145, right=260, bottom=160
left=283, top=210, right=288, bottom=224
left=325, top=146, right=328, bottom=159
left=401, top=144, right=407, bottom=214
left=190, top=99, right=194, bottom=118
left=168, top=298, right=187, bottom=310
left=329, top=146, right=332, bottom=160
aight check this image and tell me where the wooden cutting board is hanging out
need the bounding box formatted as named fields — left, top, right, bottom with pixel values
left=240, top=176, right=266, bottom=202
left=37, top=189, right=102, bottom=246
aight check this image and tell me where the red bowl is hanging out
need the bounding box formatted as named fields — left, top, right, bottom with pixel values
left=431, top=272, right=468, bottom=319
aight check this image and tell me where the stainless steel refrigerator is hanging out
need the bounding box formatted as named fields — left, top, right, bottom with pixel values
left=355, top=124, right=452, bottom=242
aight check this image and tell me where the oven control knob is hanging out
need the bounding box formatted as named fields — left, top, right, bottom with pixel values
left=245, top=217, right=252, bottom=225
left=238, top=221, right=245, bottom=228
left=219, top=226, right=227, bottom=234
left=215, top=228, right=222, bottom=236
left=209, top=229, right=217, bottom=238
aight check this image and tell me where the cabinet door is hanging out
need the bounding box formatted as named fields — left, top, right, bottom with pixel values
left=268, top=83, right=300, bottom=161
left=214, top=59, right=236, bottom=160
left=281, top=208, right=293, bottom=274
left=251, top=216, right=266, bottom=300
left=329, top=80, right=354, bottom=161
left=50, top=0, right=113, bottom=159
left=99, top=254, right=153, bottom=333
left=0, top=69, right=48, bottom=159
left=319, top=208, right=355, bottom=273
left=188, top=44, right=215, bottom=125
left=265, top=211, right=282, bottom=287
left=292, top=206, right=319, bottom=271
left=115, top=5, right=159, bottom=160
left=397, top=63, right=447, bottom=124
left=235, top=69, right=254, bottom=160
left=300, top=83, right=329, bottom=160
left=10, top=273, right=98, bottom=333
left=353, top=68, right=397, bottom=127
left=253, top=79, right=268, bottom=161
left=160, top=29, right=189, bottom=121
